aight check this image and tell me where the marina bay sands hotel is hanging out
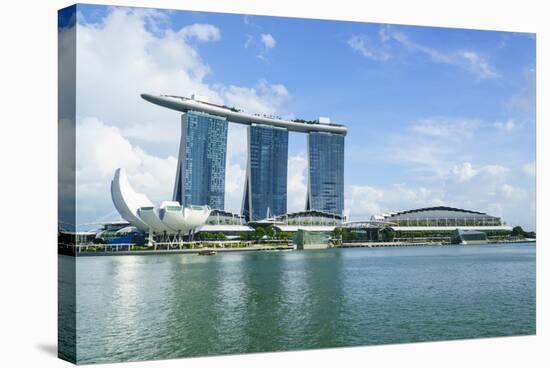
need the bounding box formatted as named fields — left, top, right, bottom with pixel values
left=141, top=94, right=347, bottom=222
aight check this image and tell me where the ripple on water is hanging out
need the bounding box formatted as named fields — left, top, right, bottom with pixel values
left=60, top=244, right=535, bottom=363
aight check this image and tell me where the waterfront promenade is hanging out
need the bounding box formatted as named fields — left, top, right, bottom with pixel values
left=62, top=241, right=294, bottom=256
left=59, top=238, right=534, bottom=256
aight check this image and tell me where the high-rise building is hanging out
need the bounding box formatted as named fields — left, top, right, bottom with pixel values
left=242, top=124, right=288, bottom=222
left=142, top=94, right=348, bottom=222
left=173, top=111, right=228, bottom=209
left=306, top=131, right=345, bottom=215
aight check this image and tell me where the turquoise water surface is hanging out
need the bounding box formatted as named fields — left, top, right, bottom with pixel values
left=59, top=243, right=536, bottom=364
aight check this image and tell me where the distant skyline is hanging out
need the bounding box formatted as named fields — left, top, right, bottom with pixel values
left=60, top=4, right=536, bottom=230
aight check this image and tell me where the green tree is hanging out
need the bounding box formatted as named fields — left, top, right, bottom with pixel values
left=511, top=226, right=525, bottom=238
left=265, top=226, right=275, bottom=239
left=383, top=228, right=396, bottom=241
left=255, top=227, right=266, bottom=240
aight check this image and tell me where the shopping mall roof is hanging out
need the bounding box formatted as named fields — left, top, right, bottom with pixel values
left=373, top=206, right=501, bottom=220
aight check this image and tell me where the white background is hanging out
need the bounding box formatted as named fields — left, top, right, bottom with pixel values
left=0, top=0, right=547, bottom=367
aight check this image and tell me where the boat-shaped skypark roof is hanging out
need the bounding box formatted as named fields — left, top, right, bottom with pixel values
left=141, top=93, right=348, bottom=135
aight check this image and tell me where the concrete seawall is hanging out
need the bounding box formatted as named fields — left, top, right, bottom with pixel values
left=75, top=245, right=294, bottom=257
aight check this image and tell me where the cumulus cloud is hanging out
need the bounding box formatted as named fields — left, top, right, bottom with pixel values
left=287, top=154, right=308, bottom=213
left=383, top=115, right=528, bottom=183
left=178, top=23, right=221, bottom=42
left=120, top=121, right=181, bottom=142
left=217, top=79, right=290, bottom=116
left=76, top=117, right=177, bottom=224
left=498, top=183, right=526, bottom=201
left=481, top=164, right=509, bottom=179
left=75, top=7, right=290, bottom=138
left=344, top=161, right=533, bottom=229
left=241, top=17, right=276, bottom=59
left=451, top=162, right=477, bottom=182
left=348, top=116, right=535, bottom=229
left=254, top=33, right=277, bottom=60
left=68, top=7, right=293, bottom=226
left=224, top=163, right=246, bottom=213
left=223, top=123, right=247, bottom=214
left=345, top=184, right=444, bottom=221
left=260, top=33, right=276, bottom=49
left=226, top=124, right=248, bottom=162
left=449, top=162, right=509, bottom=183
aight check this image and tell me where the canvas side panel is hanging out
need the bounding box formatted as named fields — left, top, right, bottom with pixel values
left=57, top=4, right=77, bottom=364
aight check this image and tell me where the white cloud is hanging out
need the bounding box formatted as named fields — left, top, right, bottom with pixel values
left=451, top=162, right=477, bottom=182
left=76, top=117, right=177, bottom=224
left=352, top=124, right=535, bottom=228
left=383, top=116, right=525, bottom=182
left=493, top=119, right=516, bottom=132
left=178, top=23, right=220, bottom=42
left=350, top=26, right=499, bottom=80
left=260, top=33, right=276, bottom=49
left=217, top=79, right=289, bottom=116
left=386, top=117, right=483, bottom=179
left=460, top=51, right=499, bottom=80
left=498, top=184, right=526, bottom=201
left=347, top=35, right=391, bottom=61
left=224, top=163, right=246, bottom=214
left=287, top=154, right=308, bottom=213
left=345, top=184, right=443, bottom=221
left=448, top=162, right=510, bottom=184
left=121, top=121, right=180, bottom=142
left=481, top=164, right=509, bottom=179
left=390, top=30, right=499, bottom=80
left=75, top=7, right=290, bottom=136
left=69, top=7, right=293, bottom=225
left=226, top=124, right=248, bottom=162
left=345, top=167, right=534, bottom=230
left=223, top=123, right=247, bottom=214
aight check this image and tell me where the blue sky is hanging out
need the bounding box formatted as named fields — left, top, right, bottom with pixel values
left=61, top=4, right=536, bottom=230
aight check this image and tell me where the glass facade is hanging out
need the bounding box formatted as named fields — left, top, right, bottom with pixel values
left=306, top=131, right=345, bottom=216
left=242, top=124, right=288, bottom=222
left=173, top=111, right=228, bottom=209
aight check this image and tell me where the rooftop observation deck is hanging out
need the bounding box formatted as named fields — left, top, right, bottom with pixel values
left=141, top=93, right=348, bottom=135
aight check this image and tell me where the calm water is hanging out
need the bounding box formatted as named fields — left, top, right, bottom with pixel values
left=59, top=243, right=536, bottom=364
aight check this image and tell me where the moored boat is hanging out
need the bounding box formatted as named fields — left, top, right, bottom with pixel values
left=198, top=250, right=217, bottom=256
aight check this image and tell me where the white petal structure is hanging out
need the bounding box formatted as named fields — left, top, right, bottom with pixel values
left=183, top=205, right=212, bottom=232
left=111, top=168, right=153, bottom=232
left=138, top=207, right=173, bottom=233
left=158, top=202, right=211, bottom=234
left=111, top=168, right=211, bottom=235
